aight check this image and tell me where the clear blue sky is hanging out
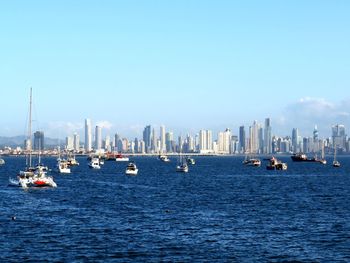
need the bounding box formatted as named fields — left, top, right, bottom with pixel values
left=1, top=1, right=349, bottom=138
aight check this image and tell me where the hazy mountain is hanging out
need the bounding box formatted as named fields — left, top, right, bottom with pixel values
left=0, top=136, right=62, bottom=148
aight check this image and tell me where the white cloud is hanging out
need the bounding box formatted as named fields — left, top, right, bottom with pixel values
left=276, top=97, right=350, bottom=137
left=96, top=120, right=113, bottom=130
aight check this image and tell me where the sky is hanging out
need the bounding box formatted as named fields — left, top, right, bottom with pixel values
left=1, top=1, right=349, bottom=139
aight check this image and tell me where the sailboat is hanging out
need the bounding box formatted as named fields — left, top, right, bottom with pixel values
left=176, top=148, right=188, bottom=173
left=17, top=88, right=57, bottom=189
left=319, top=142, right=327, bottom=165
left=333, top=146, right=340, bottom=167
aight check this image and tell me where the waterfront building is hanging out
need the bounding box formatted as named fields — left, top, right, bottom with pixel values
left=166, top=132, right=174, bottom=153
left=143, top=125, right=152, bottom=153
left=66, top=136, right=74, bottom=151
left=264, top=118, right=272, bottom=154
left=239, top=126, right=246, bottom=153
left=85, top=119, right=92, bottom=152
left=73, top=133, right=80, bottom=152
left=34, top=131, right=45, bottom=151
left=160, top=125, right=166, bottom=153
left=332, top=124, right=346, bottom=150
left=95, top=125, right=102, bottom=151
left=292, top=128, right=299, bottom=153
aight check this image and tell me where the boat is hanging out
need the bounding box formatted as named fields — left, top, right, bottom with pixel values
left=115, top=153, right=129, bottom=162
left=57, top=160, right=71, bottom=173
left=333, top=146, right=340, bottom=167
left=186, top=156, right=196, bottom=165
left=319, top=143, right=327, bottom=165
left=67, top=153, right=79, bottom=166
left=291, top=153, right=308, bottom=162
left=266, top=156, right=287, bottom=170
left=88, top=158, right=101, bottom=169
left=0, top=157, right=5, bottom=165
left=243, top=157, right=261, bottom=167
left=159, top=154, right=171, bottom=162
left=125, top=162, right=138, bottom=175
left=176, top=151, right=189, bottom=173
left=291, top=153, right=319, bottom=162
left=243, top=138, right=261, bottom=167
left=17, top=88, right=57, bottom=189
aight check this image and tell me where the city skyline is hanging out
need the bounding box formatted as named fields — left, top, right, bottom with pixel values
left=1, top=1, right=350, bottom=137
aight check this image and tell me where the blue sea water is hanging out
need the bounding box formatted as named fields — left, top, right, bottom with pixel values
left=0, top=156, right=350, bottom=262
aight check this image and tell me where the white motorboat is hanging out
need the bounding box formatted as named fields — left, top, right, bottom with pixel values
left=0, top=158, right=5, bottom=165
left=57, top=160, right=71, bottom=174
left=88, top=158, right=101, bottom=169
left=125, top=162, right=138, bottom=175
left=159, top=155, right=170, bottom=162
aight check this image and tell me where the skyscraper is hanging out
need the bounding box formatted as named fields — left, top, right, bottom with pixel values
left=95, top=125, right=102, bottom=151
left=250, top=121, right=260, bottom=154
left=33, top=131, right=44, bottom=151
left=85, top=119, right=92, bottom=152
left=160, top=125, right=166, bottom=153
left=143, top=125, right=152, bottom=153
left=332, top=124, right=346, bottom=150
left=73, top=133, right=80, bottom=152
left=199, top=130, right=213, bottom=153
left=264, top=118, right=272, bottom=154
left=239, top=126, right=246, bottom=153
left=292, top=128, right=299, bottom=153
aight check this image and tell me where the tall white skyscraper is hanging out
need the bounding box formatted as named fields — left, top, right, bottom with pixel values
left=85, top=119, right=92, bottom=152
left=66, top=136, right=74, bottom=151
left=160, top=125, right=166, bottom=153
left=95, top=125, right=102, bottom=151
left=217, top=128, right=231, bottom=154
left=73, top=133, right=80, bottom=152
left=250, top=121, right=260, bottom=154
left=199, top=130, right=213, bottom=153
left=264, top=118, right=272, bottom=154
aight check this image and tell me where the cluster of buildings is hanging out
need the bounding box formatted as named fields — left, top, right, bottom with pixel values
left=3, top=118, right=350, bottom=156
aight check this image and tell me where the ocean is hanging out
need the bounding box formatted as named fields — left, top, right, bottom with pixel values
left=1, top=156, right=349, bottom=262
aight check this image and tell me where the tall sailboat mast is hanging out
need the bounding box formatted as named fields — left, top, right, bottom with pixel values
left=28, top=87, right=33, bottom=169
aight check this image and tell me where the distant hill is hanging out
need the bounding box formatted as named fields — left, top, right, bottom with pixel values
left=0, top=135, right=62, bottom=148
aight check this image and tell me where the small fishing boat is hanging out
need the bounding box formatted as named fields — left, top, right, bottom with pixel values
left=125, top=162, right=138, bottom=175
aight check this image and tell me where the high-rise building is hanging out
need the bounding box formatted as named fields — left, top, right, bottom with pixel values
left=239, top=126, right=246, bottom=153
left=33, top=131, right=44, bottom=151
left=143, top=125, right=152, bottom=153
left=217, top=128, right=231, bottom=154
left=104, top=135, right=111, bottom=151
left=85, top=119, right=92, bottom=152
left=151, top=128, right=157, bottom=152
left=166, top=132, right=174, bottom=153
left=66, top=136, right=74, bottom=151
left=264, top=118, right=272, bottom=154
left=73, top=133, right=80, bottom=152
left=160, top=125, right=166, bottom=153
left=250, top=121, right=260, bottom=154
left=114, top=133, right=120, bottom=152
left=199, top=130, right=207, bottom=152
left=332, top=124, right=346, bottom=150
left=199, top=130, right=213, bottom=153
left=95, top=125, right=102, bottom=150
left=292, top=128, right=299, bottom=153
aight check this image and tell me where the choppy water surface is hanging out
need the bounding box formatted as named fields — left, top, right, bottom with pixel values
left=1, top=156, right=350, bottom=262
